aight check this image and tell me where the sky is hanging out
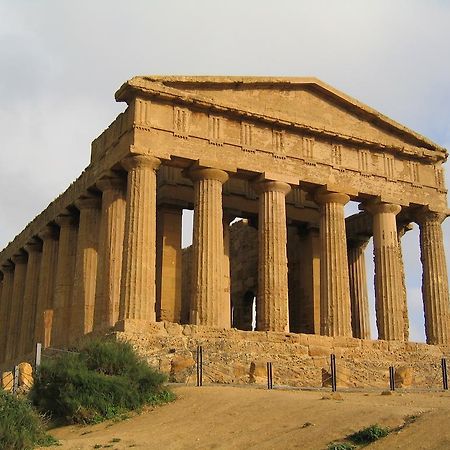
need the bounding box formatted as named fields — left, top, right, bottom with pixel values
left=0, top=0, right=449, bottom=342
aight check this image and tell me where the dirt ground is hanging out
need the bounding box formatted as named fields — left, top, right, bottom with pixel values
left=41, top=384, right=450, bottom=450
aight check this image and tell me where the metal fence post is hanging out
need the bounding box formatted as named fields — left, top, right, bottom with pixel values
left=196, top=345, right=203, bottom=387
left=330, top=354, right=337, bottom=392
left=267, top=362, right=273, bottom=390
left=441, top=358, right=448, bottom=391
left=35, top=342, right=42, bottom=372
left=13, top=365, right=19, bottom=394
left=389, top=366, right=395, bottom=391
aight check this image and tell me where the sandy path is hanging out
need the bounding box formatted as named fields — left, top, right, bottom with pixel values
left=42, top=385, right=450, bottom=450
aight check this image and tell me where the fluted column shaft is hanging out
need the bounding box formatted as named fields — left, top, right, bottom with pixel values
left=255, top=180, right=291, bottom=332
left=52, top=214, right=78, bottom=347
left=70, top=196, right=101, bottom=339
left=18, top=242, right=42, bottom=356
left=397, top=225, right=411, bottom=341
left=417, top=211, right=450, bottom=345
left=6, top=254, right=28, bottom=361
left=189, top=168, right=229, bottom=327
left=118, top=155, right=161, bottom=325
left=222, top=214, right=232, bottom=328
left=316, top=190, right=352, bottom=337
left=156, top=206, right=182, bottom=323
left=0, top=264, right=14, bottom=362
left=94, top=176, right=126, bottom=329
left=347, top=239, right=370, bottom=339
left=365, top=201, right=404, bottom=340
left=35, top=226, right=59, bottom=347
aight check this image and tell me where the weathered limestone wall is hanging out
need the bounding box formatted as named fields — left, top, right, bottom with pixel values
left=116, top=323, right=450, bottom=389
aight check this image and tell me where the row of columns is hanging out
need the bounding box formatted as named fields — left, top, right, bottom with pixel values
left=0, top=153, right=449, bottom=363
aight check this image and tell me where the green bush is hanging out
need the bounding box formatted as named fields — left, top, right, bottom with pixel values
left=30, top=338, right=174, bottom=424
left=348, top=424, right=389, bottom=444
left=327, top=443, right=356, bottom=450
left=0, top=390, right=58, bottom=450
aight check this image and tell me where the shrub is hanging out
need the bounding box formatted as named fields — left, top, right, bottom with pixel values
left=30, top=338, right=174, bottom=424
left=0, top=390, right=58, bottom=450
left=327, top=443, right=355, bottom=450
left=348, top=424, right=389, bottom=444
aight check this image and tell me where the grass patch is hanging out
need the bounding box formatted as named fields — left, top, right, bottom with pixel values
left=348, top=424, right=389, bottom=444
left=30, top=338, right=174, bottom=425
left=0, top=390, right=58, bottom=450
left=327, top=443, right=356, bottom=450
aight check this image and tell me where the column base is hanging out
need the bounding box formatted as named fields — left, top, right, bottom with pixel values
left=114, top=318, right=163, bottom=333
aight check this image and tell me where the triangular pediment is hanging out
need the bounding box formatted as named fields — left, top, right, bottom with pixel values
left=117, top=76, right=446, bottom=159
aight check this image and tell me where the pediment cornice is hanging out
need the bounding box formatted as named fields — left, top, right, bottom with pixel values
left=115, top=76, right=447, bottom=163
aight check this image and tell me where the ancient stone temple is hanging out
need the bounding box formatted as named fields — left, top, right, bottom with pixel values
left=0, top=76, right=449, bottom=374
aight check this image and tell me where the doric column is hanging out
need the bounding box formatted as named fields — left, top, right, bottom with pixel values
left=222, top=213, right=232, bottom=328
left=255, top=180, right=291, bottom=332
left=365, top=201, right=404, bottom=341
left=189, top=167, right=229, bottom=327
left=397, top=224, right=412, bottom=341
left=52, top=213, right=78, bottom=347
left=5, top=253, right=28, bottom=361
left=347, top=238, right=370, bottom=339
left=94, top=176, right=126, bottom=330
left=315, top=189, right=352, bottom=337
left=0, top=263, right=14, bottom=362
left=156, top=206, right=182, bottom=323
left=35, top=226, right=59, bottom=348
left=118, top=155, right=161, bottom=328
left=18, top=241, right=42, bottom=356
left=70, top=195, right=101, bottom=340
left=416, top=210, right=450, bottom=345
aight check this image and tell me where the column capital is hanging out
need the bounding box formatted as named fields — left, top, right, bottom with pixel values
left=254, top=180, right=291, bottom=195
left=75, top=195, right=102, bottom=211
left=1, top=262, right=15, bottom=273
left=11, top=253, right=28, bottom=265
left=38, top=225, right=58, bottom=241
left=121, top=154, right=161, bottom=172
left=315, top=188, right=349, bottom=206
left=55, top=212, right=77, bottom=228
left=24, top=240, right=42, bottom=254
left=363, top=200, right=401, bottom=216
left=96, top=174, right=126, bottom=192
left=415, top=208, right=447, bottom=226
left=188, top=167, right=229, bottom=184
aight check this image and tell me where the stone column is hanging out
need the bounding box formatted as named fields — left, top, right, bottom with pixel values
left=5, top=253, right=28, bottom=361
left=416, top=210, right=450, bottom=345
left=117, top=155, right=161, bottom=329
left=94, top=176, right=126, bottom=330
left=0, top=263, right=14, bottom=362
left=347, top=238, right=370, bottom=339
left=35, top=226, right=59, bottom=348
left=397, top=224, right=412, bottom=341
left=315, top=189, right=352, bottom=337
left=255, top=180, right=291, bottom=332
left=222, top=213, right=232, bottom=328
left=18, top=241, right=42, bottom=356
left=156, top=206, right=182, bottom=323
left=52, top=214, right=78, bottom=347
left=365, top=201, right=404, bottom=341
left=70, top=196, right=101, bottom=340
left=189, top=167, right=229, bottom=327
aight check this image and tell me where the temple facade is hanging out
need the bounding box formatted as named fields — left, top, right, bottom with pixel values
left=0, top=76, right=449, bottom=366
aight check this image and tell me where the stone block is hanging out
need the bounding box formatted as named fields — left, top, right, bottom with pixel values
left=1, top=371, right=13, bottom=392
left=309, top=345, right=331, bottom=357
left=18, top=362, right=33, bottom=389
left=249, top=361, right=268, bottom=383
left=394, top=366, right=414, bottom=388
left=170, top=355, right=195, bottom=383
